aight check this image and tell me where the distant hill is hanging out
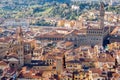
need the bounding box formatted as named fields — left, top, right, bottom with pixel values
left=53, top=0, right=71, bottom=3
left=39, top=0, right=71, bottom=4
left=0, top=0, right=119, bottom=20
left=43, top=0, right=71, bottom=2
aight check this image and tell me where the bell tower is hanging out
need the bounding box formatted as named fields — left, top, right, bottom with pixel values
left=16, top=27, right=24, bottom=67
left=100, top=2, right=105, bottom=29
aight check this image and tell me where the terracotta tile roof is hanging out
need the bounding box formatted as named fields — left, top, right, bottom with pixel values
left=66, top=29, right=86, bottom=36
left=46, top=55, right=56, bottom=60
left=64, top=41, right=73, bottom=47
left=112, top=73, right=120, bottom=78
left=0, top=61, right=8, bottom=66
left=116, top=50, right=120, bottom=56
left=0, top=37, right=11, bottom=43
left=90, top=68, right=102, bottom=75
left=20, top=69, right=42, bottom=79
left=55, top=28, right=71, bottom=32
left=34, top=48, right=42, bottom=51
left=8, top=53, right=18, bottom=59
left=66, top=60, right=81, bottom=64
left=36, top=31, right=65, bottom=38
left=111, top=27, right=120, bottom=35
left=98, top=54, right=115, bottom=62
left=25, top=54, right=31, bottom=59
left=88, top=48, right=94, bottom=53
left=22, top=71, right=33, bottom=78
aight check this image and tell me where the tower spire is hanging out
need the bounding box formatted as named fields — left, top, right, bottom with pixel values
left=100, top=2, right=105, bottom=29
left=16, top=26, right=23, bottom=42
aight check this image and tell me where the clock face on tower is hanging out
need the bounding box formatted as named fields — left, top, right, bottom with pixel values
left=9, top=63, right=17, bottom=68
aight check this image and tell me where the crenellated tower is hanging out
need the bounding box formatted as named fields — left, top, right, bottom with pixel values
left=16, top=26, right=24, bottom=67
left=100, top=2, right=105, bottom=29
